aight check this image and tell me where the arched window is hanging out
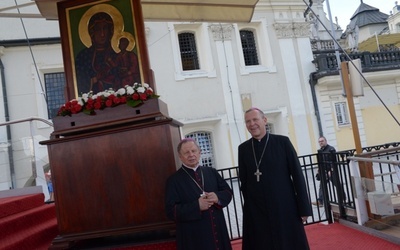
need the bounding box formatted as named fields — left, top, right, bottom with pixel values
left=178, top=32, right=200, bottom=71
left=185, top=131, right=215, bottom=168
left=240, top=30, right=259, bottom=66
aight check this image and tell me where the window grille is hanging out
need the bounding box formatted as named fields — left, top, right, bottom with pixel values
left=334, top=102, right=350, bottom=125
left=178, top=32, right=200, bottom=71
left=44, top=72, right=66, bottom=119
left=240, top=30, right=259, bottom=66
left=185, top=132, right=215, bottom=168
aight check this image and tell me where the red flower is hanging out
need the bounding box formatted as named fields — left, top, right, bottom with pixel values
left=94, top=101, right=102, bottom=110
left=140, top=93, right=147, bottom=101
left=105, top=99, right=113, bottom=107
left=132, top=93, right=140, bottom=100
left=57, top=83, right=158, bottom=116
left=120, top=96, right=127, bottom=103
left=70, top=104, right=82, bottom=114
left=146, top=89, right=153, bottom=95
left=113, top=97, right=121, bottom=104
left=85, top=103, right=93, bottom=110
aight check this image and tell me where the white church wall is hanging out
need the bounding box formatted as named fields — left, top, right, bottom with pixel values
left=0, top=44, right=62, bottom=188
left=146, top=21, right=239, bottom=169
left=146, top=22, right=226, bottom=121
left=279, top=35, right=316, bottom=155
left=2, top=44, right=63, bottom=121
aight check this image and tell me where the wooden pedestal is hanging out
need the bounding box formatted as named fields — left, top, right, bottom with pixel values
left=40, top=100, right=181, bottom=249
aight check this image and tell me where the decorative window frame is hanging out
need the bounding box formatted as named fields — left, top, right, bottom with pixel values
left=235, top=18, right=276, bottom=75
left=169, top=22, right=216, bottom=81
left=333, top=101, right=350, bottom=127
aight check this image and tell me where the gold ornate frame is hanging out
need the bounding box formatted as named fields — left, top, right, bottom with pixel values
left=58, top=0, right=151, bottom=100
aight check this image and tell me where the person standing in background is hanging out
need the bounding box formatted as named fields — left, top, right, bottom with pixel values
left=313, top=136, right=346, bottom=206
left=45, top=170, right=54, bottom=202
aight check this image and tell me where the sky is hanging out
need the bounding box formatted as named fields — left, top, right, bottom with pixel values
left=322, top=0, right=395, bottom=29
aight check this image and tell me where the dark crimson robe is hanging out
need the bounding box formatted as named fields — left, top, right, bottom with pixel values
left=75, top=45, right=117, bottom=94
left=238, top=134, right=312, bottom=250
left=165, top=165, right=233, bottom=250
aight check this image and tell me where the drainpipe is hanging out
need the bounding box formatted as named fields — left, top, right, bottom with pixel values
left=309, top=72, right=323, bottom=136
left=0, top=47, right=16, bottom=189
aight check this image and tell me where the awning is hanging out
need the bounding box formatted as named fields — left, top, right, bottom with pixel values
left=33, top=0, right=259, bottom=23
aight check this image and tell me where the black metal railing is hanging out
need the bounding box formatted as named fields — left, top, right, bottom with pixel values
left=312, top=51, right=400, bottom=79
left=217, top=156, right=335, bottom=240
left=218, top=168, right=243, bottom=240
left=218, top=142, right=400, bottom=240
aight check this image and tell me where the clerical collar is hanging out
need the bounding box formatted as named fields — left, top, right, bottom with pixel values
left=253, top=133, right=268, bottom=143
left=182, top=164, right=200, bottom=172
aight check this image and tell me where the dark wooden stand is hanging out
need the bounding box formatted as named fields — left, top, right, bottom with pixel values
left=40, top=100, right=180, bottom=249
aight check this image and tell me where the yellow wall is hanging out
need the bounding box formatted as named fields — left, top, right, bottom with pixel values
left=362, top=105, right=400, bottom=145
left=335, top=126, right=356, bottom=151
left=335, top=105, right=400, bottom=151
left=286, top=113, right=318, bottom=154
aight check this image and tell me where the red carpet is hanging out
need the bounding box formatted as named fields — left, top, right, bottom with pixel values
left=305, top=222, right=400, bottom=250
left=111, top=223, right=400, bottom=250
left=0, top=193, right=58, bottom=250
left=0, top=194, right=44, bottom=218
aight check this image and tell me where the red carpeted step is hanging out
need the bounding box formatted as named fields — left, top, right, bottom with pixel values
left=0, top=193, right=45, bottom=219
left=0, top=203, right=56, bottom=239
left=0, top=216, right=58, bottom=250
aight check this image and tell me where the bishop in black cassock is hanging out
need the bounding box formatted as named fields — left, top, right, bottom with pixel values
left=239, top=108, right=312, bottom=250
left=165, top=138, right=233, bottom=250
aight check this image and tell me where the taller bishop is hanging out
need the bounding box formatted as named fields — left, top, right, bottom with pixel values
left=238, top=107, right=312, bottom=250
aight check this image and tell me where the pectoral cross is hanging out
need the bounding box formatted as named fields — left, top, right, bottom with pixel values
left=254, top=169, right=262, bottom=182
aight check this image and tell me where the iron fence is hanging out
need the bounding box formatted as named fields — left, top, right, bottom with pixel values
left=218, top=142, right=400, bottom=240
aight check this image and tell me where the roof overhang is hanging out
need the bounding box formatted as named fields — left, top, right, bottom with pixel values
left=33, top=0, right=259, bottom=23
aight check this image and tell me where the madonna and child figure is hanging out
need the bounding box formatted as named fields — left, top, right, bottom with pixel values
left=75, top=11, right=140, bottom=94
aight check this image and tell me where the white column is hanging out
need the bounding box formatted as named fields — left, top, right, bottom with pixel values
left=210, top=24, right=246, bottom=164
left=274, top=22, right=315, bottom=155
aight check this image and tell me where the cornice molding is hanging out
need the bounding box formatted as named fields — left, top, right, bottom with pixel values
left=274, top=22, right=310, bottom=39
left=209, top=24, right=234, bottom=41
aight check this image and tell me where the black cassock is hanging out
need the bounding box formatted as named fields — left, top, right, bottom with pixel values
left=165, top=165, right=233, bottom=250
left=238, top=134, right=312, bottom=250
